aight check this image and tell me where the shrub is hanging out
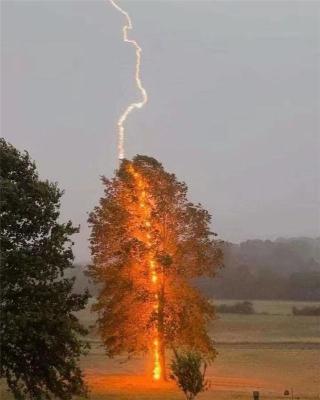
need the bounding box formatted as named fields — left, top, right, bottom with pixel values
left=170, top=350, right=210, bottom=400
left=292, top=305, right=320, bottom=316
left=216, top=301, right=255, bottom=314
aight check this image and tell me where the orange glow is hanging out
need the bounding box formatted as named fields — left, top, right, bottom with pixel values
left=153, top=338, right=161, bottom=381
left=84, top=371, right=266, bottom=394
left=128, top=164, right=161, bottom=381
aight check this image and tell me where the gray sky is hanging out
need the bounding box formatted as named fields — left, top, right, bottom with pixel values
left=2, top=0, right=319, bottom=262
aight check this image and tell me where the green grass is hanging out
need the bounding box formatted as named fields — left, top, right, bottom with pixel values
left=211, top=313, right=320, bottom=343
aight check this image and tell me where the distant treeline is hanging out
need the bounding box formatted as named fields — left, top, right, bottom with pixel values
left=72, top=237, right=320, bottom=301
left=292, top=305, right=320, bottom=316
left=198, top=238, right=320, bottom=301
left=215, top=302, right=320, bottom=316
left=216, top=301, right=254, bottom=314
left=199, top=269, right=320, bottom=301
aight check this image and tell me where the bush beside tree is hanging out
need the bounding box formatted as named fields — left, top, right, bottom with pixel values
left=170, top=350, right=210, bottom=400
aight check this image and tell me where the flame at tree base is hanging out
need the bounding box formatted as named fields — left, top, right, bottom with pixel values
left=153, top=338, right=161, bottom=381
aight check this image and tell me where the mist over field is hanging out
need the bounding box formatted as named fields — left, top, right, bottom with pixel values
left=71, top=237, right=320, bottom=301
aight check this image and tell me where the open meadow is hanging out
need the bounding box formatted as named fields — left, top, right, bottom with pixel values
left=1, top=300, right=319, bottom=400
left=79, top=300, right=320, bottom=399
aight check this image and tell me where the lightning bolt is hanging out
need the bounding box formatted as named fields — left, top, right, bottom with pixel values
left=110, top=0, right=148, bottom=160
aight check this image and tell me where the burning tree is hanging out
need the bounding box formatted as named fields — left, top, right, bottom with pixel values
left=88, top=155, right=222, bottom=380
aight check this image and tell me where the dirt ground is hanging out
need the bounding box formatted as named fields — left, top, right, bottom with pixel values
left=81, top=342, right=320, bottom=400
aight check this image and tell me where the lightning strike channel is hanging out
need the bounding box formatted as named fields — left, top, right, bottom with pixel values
left=109, top=0, right=148, bottom=160
left=128, top=164, right=161, bottom=381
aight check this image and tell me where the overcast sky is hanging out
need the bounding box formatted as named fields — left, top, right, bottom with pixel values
left=2, top=0, right=319, bottom=262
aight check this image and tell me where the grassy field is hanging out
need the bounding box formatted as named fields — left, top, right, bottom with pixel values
left=1, top=300, right=319, bottom=399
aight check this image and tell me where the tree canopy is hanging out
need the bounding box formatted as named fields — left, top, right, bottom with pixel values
left=88, top=155, right=222, bottom=379
left=0, top=138, right=89, bottom=399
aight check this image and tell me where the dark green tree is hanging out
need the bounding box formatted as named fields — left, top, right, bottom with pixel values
left=0, top=138, right=89, bottom=399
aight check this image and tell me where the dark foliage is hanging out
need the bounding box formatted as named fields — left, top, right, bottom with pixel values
left=292, top=305, right=320, bottom=316
left=0, top=138, right=89, bottom=399
left=216, top=301, right=255, bottom=314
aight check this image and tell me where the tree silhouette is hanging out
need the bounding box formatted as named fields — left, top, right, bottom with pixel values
left=0, top=139, right=89, bottom=399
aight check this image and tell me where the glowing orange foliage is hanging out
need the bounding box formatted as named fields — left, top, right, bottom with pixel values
left=88, top=156, right=222, bottom=380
